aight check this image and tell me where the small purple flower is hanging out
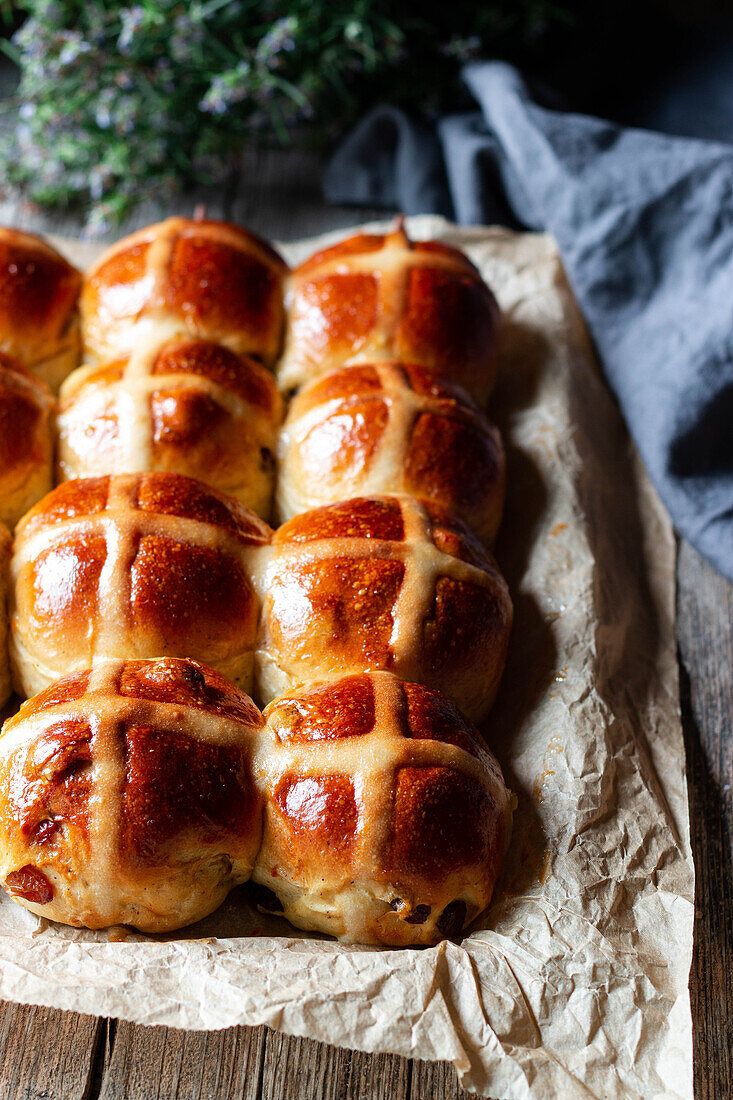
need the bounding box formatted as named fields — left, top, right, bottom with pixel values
left=257, top=16, right=298, bottom=67
left=170, top=11, right=205, bottom=63
left=89, top=163, right=113, bottom=200
left=94, top=89, right=115, bottom=130
left=200, top=61, right=252, bottom=115
left=117, top=6, right=146, bottom=54
left=57, top=31, right=91, bottom=68
left=14, top=122, right=32, bottom=146
left=85, top=201, right=114, bottom=239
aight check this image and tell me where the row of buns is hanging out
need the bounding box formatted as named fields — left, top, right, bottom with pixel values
left=0, top=219, right=505, bottom=536
left=0, top=659, right=512, bottom=944
left=0, top=218, right=500, bottom=399
left=5, top=476, right=511, bottom=720
left=0, top=217, right=514, bottom=944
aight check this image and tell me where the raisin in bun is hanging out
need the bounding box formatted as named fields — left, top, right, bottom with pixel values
left=278, top=222, right=500, bottom=402
left=0, top=657, right=263, bottom=932
left=0, top=355, right=54, bottom=530
left=10, top=473, right=271, bottom=698
left=81, top=217, right=287, bottom=364
left=252, top=672, right=513, bottom=945
left=58, top=337, right=283, bottom=520
left=0, top=228, right=81, bottom=392
left=252, top=495, right=512, bottom=722
left=276, top=361, right=505, bottom=541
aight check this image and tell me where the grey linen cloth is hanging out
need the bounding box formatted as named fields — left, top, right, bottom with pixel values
left=325, top=61, right=733, bottom=580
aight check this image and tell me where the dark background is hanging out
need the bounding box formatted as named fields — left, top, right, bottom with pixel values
left=442, top=1, right=733, bottom=143
left=3, top=2, right=733, bottom=143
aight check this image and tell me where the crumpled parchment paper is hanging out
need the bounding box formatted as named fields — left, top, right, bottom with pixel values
left=0, top=219, right=693, bottom=1100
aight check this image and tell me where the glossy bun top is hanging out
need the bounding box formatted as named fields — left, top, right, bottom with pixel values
left=276, top=360, right=505, bottom=540
left=81, top=217, right=288, bottom=365
left=0, top=657, right=264, bottom=932
left=254, top=671, right=512, bottom=944
left=0, top=227, right=81, bottom=391
left=278, top=223, right=501, bottom=402
left=254, top=494, right=512, bottom=720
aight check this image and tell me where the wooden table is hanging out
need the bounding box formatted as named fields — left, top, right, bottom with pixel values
left=0, top=147, right=730, bottom=1100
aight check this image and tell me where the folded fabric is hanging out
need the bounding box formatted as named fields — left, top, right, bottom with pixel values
left=324, top=62, right=733, bottom=581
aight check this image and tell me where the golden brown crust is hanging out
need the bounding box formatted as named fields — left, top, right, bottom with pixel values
left=58, top=337, right=283, bottom=519
left=277, top=224, right=500, bottom=401
left=0, top=217, right=517, bottom=947
left=0, top=521, right=11, bottom=709
left=81, top=218, right=288, bottom=364
left=10, top=473, right=272, bottom=697
left=254, top=495, right=513, bottom=720
left=0, top=657, right=263, bottom=931
left=0, top=665, right=511, bottom=942
left=276, top=362, right=505, bottom=540
left=0, top=354, right=55, bottom=530
left=0, top=228, right=82, bottom=391
left=253, top=672, right=512, bottom=945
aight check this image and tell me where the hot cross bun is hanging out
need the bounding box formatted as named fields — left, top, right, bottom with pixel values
left=276, top=361, right=505, bottom=540
left=277, top=223, right=501, bottom=402
left=81, top=217, right=288, bottom=365
left=0, top=217, right=517, bottom=946
left=252, top=495, right=512, bottom=721
left=0, top=228, right=82, bottom=391
left=0, top=354, right=55, bottom=531
left=252, top=672, right=513, bottom=945
left=0, top=657, right=263, bottom=932
left=58, top=337, right=283, bottom=520
left=9, top=472, right=272, bottom=698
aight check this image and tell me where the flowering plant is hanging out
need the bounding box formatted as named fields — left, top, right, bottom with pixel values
left=0, top=1, right=567, bottom=231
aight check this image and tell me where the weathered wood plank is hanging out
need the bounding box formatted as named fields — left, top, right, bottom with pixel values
left=231, top=145, right=390, bottom=242
left=257, top=1027, right=472, bottom=1100
left=0, top=184, right=233, bottom=243
left=0, top=1002, right=101, bottom=1099
left=97, top=1021, right=266, bottom=1100
left=346, top=1048, right=413, bottom=1098
left=676, top=538, right=733, bottom=1100
left=411, top=1057, right=475, bottom=1099
left=0, top=142, right=387, bottom=245
left=94, top=1022, right=466, bottom=1100
left=259, top=1031, right=353, bottom=1100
